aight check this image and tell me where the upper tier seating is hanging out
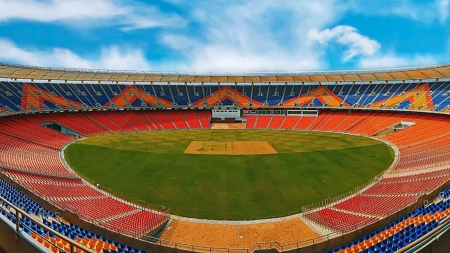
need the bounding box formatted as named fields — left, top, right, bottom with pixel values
left=2, top=81, right=450, bottom=112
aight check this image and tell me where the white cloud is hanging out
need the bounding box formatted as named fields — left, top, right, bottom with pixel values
left=0, top=0, right=185, bottom=31
left=158, top=0, right=348, bottom=72
left=347, top=0, right=450, bottom=24
left=308, top=25, right=381, bottom=61
left=0, top=1, right=446, bottom=73
left=0, top=39, right=151, bottom=71
left=438, top=0, right=450, bottom=23
left=160, top=34, right=197, bottom=51
left=358, top=54, right=437, bottom=69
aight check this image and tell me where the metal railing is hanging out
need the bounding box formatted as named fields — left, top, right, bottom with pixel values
left=0, top=195, right=95, bottom=253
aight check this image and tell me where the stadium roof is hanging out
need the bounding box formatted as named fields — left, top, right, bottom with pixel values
left=1, top=61, right=450, bottom=83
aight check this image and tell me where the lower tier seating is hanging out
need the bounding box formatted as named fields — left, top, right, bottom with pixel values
left=326, top=187, right=450, bottom=253
left=304, top=208, right=378, bottom=232
left=333, top=195, right=418, bottom=216
left=0, top=109, right=449, bottom=243
left=364, top=176, right=449, bottom=195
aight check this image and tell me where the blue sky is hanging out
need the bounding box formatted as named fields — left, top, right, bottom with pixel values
left=0, top=0, right=449, bottom=73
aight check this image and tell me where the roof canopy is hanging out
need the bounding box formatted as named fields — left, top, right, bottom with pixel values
left=1, top=62, right=450, bottom=83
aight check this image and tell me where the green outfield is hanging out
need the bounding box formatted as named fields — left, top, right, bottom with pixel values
left=64, top=130, right=394, bottom=220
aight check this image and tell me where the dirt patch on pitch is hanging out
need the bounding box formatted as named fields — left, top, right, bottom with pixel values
left=184, top=141, right=278, bottom=155
left=159, top=218, right=321, bottom=250
left=211, top=123, right=246, bottom=129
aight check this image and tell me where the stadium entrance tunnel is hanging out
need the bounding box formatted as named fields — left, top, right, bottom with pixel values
left=41, top=121, right=79, bottom=136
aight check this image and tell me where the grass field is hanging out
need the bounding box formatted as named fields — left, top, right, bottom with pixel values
left=64, top=130, right=394, bottom=220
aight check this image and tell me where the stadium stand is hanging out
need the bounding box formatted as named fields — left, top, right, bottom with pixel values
left=0, top=81, right=450, bottom=112
left=304, top=208, right=379, bottom=232
left=324, top=186, right=450, bottom=253
left=1, top=177, right=152, bottom=253
left=2, top=106, right=450, bottom=238
left=333, top=195, right=418, bottom=216
left=0, top=74, right=450, bottom=252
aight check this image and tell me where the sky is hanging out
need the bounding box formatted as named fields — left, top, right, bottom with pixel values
left=0, top=0, right=449, bottom=73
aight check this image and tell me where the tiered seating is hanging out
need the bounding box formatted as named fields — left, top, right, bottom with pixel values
left=267, top=116, right=285, bottom=129
left=254, top=116, right=271, bottom=128
left=132, top=111, right=158, bottom=130
left=182, top=110, right=202, bottom=129
left=0, top=178, right=57, bottom=218
left=0, top=132, right=58, bottom=155
left=1, top=108, right=450, bottom=252
left=1, top=177, right=153, bottom=253
left=279, top=116, right=300, bottom=129
left=293, top=111, right=450, bottom=233
left=52, top=197, right=136, bottom=221
left=364, top=176, right=449, bottom=195
left=0, top=117, right=73, bottom=176
left=333, top=195, right=417, bottom=216
left=80, top=112, right=115, bottom=132
left=104, top=210, right=167, bottom=237
left=345, top=112, right=379, bottom=133
left=120, top=111, right=150, bottom=131
left=341, top=112, right=373, bottom=132
left=25, top=181, right=102, bottom=200
left=3, top=81, right=450, bottom=111
left=0, top=118, right=70, bottom=148
left=383, top=114, right=450, bottom=172
left=244, top=115, right=257, bottom=129
left=0, top=112, right=170, bottom=240
left=198, top=110, right=211, bottom=128
left=168, top=110, right=189, bottom=129
left=3, top=170, right=102, bottom=199
left=0, top=151, right=69, bottom=176
left=326, top=187, right=450, bottom=253
left=72, top=113, right=111, bottom=133
left=37, top=217, right=150, bottom=253
left=152, top=111, right=176, bottom=130
left=382, top=168, right=450, bottom=183
left=307, top=111, right=334, bottom=130
left=304, top=208, right=378, bottom=232
left=293, top=116, right=315, bottom=130
left=332, top=111, right=364, bottom=132
left=320, top=111, right=348, bottom=131
left=6, top=116, right=74, bottom=145
left=83, top=112, right=124, bottom=132
left=104, top=111, right=137, bottom=132
left=39, top=113, right=102, bottom=136
left=354, top=112, right=395, bottom=135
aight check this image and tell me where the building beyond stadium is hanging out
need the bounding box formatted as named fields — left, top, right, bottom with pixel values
left=0, top=61, right=449, bottom=253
